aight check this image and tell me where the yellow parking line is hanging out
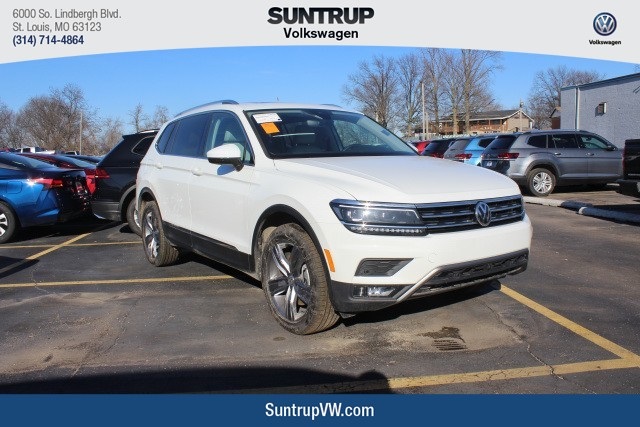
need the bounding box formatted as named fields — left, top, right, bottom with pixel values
left=500, top=285, right=640, bottom=365
left=24, top=232, right=94, bottom=259
left=232, top=358, right=637, bottom=394
left=0, top=275, right=232, bottom=288
left=1, top=241, right=140, bottom=249
left=0, top=232, right=94, bottom=276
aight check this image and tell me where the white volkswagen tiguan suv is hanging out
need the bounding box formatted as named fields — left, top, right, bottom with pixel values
left=136, top=101, right=532, bottom=334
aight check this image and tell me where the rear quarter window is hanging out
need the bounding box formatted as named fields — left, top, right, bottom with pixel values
left=132, top=136, right=154, bottom=156
left=526, top=135, right=548, bottom=148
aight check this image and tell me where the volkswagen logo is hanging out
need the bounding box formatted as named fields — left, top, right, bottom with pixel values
left=475, top=202, right=492, bottom=227
left=593, top=12, right=617, bottom=36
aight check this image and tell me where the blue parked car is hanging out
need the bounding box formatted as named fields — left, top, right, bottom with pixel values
left=0, top=152, right=91, bottom=243
left=443, top=134, right=500, bottom=165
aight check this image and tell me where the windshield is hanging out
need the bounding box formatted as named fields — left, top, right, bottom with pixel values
left=247, top=109, right=415, bottom=158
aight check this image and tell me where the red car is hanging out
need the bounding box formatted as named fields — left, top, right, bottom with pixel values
left=411, top=140, right=431, bottom=154
left=16, top=153, right=97, bottom=194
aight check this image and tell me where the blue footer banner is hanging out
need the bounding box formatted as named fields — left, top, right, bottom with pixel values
left=1, top=394, right=638, bottom=426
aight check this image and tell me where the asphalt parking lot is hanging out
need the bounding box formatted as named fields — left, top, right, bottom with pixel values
left=0, top=185, right=638, bottom=393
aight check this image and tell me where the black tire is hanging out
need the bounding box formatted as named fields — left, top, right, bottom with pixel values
left=140, top=201, right=179, bottom=266
left=0, top=202, right=18, bottom=244
left=125, top=197, right=142, bottom=236
left=527, top=167, right=556, bottom=197
left=261, top=223, right=340, bottom=335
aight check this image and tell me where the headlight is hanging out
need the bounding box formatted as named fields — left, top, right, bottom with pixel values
left=330, top=200, right=427, bottom=236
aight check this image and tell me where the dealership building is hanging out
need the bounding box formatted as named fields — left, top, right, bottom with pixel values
left=561, top=72, right=640, bottom=147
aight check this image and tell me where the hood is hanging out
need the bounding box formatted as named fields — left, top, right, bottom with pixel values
left=274, top=156, right=521, bottom=203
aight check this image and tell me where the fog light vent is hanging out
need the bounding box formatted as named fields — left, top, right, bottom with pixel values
left=352, top=285, right=400, bottom=298
left=355, top=259, right=412, bottom=277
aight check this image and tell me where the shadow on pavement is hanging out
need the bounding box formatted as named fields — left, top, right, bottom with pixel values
left=0, top=366, right=391, bottom=394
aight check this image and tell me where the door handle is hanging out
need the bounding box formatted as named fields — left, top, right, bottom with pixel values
left=586, top=153, right=595, bottom=157
left=554, top=153, right=562, bottom=156
left=191, top=168, right=203, bottom=176
left=154, top=162, right=163, bottom=169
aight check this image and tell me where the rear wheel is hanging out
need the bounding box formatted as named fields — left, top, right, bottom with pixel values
left=261, top=223, right=339, bottom=335
left=527, top=168, right=556, bottom=197
left=125, top=197, right=142, bottom=236
left=140, top=201, right=179, bottom=266
left=0, top=203, right=18, bottom=244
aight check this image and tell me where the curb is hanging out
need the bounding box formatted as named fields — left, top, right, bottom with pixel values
left=523, top=196, right=640, bottom=225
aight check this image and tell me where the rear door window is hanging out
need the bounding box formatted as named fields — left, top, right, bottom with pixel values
left=165, top=113, right=212, bottom=157
left=550, top=134, right=579, bottom=149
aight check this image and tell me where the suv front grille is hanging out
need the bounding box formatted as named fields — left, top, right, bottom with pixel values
left=417, top=195, right=524, bottom=233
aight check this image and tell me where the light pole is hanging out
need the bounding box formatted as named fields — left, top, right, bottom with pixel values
left=421, top=80, right=429, bottom=140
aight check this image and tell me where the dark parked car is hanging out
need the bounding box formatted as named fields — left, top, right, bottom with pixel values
left=616, top=138, right=640, bottom=198
left=479, top=130, right=621, bottom=196
left=421, top=138, right=457, bottom=158
left=441, top=137, right=472, bottom=162
left=91, top=130, right=157, bottom=235
left=66, top=154, right=103, bottom=164
left=480, top=133, right=522, bottom=174
left=17, top=153, right=97, bottom=194
left=444, top=134, right=500, bottom=165
left=0, top=152, right=90, bottom=243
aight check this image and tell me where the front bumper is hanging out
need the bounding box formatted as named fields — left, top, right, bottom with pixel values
left=616, top=179, right=640, bottom=198
left=320, top=217, right=532, bottom=314
left=90, top=200, right=122, bottom=222
left=330, top=249, right=528, bottom=313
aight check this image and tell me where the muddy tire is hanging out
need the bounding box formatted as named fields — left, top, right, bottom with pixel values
left=261, top=223, right=339, bottom=335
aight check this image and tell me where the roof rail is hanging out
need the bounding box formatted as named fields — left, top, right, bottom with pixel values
left=176, top=100, right=239, bottom=117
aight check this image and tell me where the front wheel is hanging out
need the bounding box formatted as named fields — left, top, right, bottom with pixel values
left=0, top=203, right=18, bottom=244
left=527, top=168, right=556, bottom=197
left=261, top=223, right=339, bottom=335
left=140, top=201, right=179, bottom=266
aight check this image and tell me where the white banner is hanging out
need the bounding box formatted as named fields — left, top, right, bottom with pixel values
left=0, top=0, right=637, bottom=64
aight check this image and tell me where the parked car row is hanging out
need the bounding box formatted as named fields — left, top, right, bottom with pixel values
left=422, top=129, right=623, bottom=197
left=0, top=152, right=91, bottom=243
left=0, top=130, right=158, bottom=243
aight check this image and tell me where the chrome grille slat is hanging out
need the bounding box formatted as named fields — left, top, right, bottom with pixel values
left=416, top=195, right=524, bottom=234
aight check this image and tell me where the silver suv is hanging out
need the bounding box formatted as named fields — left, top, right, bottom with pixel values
left=481, top=130, right=622, bottom=196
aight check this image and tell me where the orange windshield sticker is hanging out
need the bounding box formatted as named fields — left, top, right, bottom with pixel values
left=261, top=122, right=280, bottom=134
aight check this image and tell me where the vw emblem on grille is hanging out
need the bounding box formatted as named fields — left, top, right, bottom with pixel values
left=593, top=12, right=616, bottom=36
left=475, top=202, right=492, bottom=227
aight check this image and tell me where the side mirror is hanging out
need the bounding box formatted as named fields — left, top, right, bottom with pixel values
left=605, top=145, right=617, bottom=151
left=206, top=144, right=244, bottom=170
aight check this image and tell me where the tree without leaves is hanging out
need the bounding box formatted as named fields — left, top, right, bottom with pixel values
left=0, top=101, right=13, bottom=148
left=16, top=84, right=97, bottom=152
left=421, top=48, right=447, bottom=135
left=144, top=105, right=171, bottom=129
left=97, top=117, right=125, bottom=153
left=460, top=49, right=503, bottom=133
left=527, top=65, right=605, bottom=129
left=342, top=55, right=398, bottom=128
left=129, top=103, right=148, bottom=132
left=440, top=50, right=464, bottom=135
left=395, top=52, right=423, bottom=138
